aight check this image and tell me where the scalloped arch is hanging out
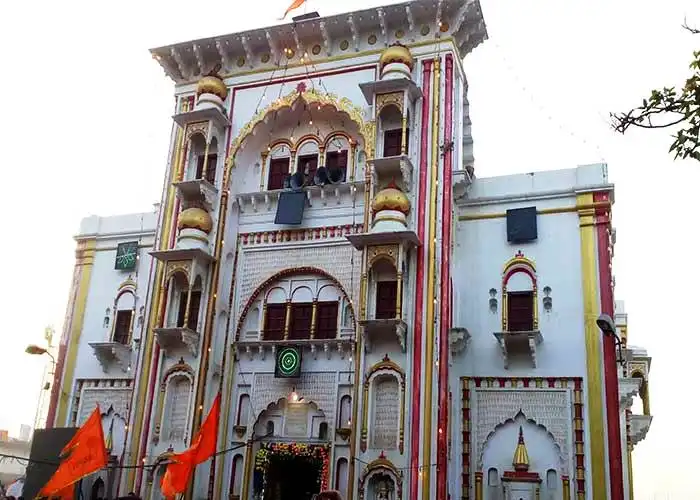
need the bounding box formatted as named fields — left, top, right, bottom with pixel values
left=234, top=266, right=355, bottom=341
left=479, top=410, right=564, bottom=471
left=358, top=455, right=403, bottom=499
left=160, top=360, right=195, bottom=391
left=365, top=355, right=405, bottom=384
left=226, top=88, right=374, bottom=178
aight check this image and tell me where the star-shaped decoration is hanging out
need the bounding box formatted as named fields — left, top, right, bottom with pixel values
left=296, top=81, right=307, bottom=93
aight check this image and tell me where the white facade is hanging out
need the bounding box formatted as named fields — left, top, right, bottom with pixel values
left=48, top=2, right=652, bottom=500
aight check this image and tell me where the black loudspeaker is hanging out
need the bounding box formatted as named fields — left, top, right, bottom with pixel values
left=314, top=166, right=329, bottom=186
left=328, top=167, right=345, bottom=184
left=288, top=171, right=306, bottom=190
left=24, top=427, right=78, bottom=500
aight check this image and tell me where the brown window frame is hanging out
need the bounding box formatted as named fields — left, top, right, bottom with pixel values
left=297, top=154, right=319, bottom=182
left=507, top=291, right=534, bottom=332
left=325, top=150, right=348, bottom=182
left=263, top=303, right=286, bottom=341
left=315, top=301, right=339, bottom=339
left=383, top=129, right=403, bottom=157
left=375, top=281, right=398, bottom=320
left=113, top=309, right=133, bottom=344
left=289, top=302, right=313, bottom=340
left=267, top=157, right=290, bottom=190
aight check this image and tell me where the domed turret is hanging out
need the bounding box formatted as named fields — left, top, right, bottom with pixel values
left=194, top=73, right=228, bottom=112
left=378, top=43, right=413, bottom=81
left=177, top=207, right=213, bottom=251
left=371, top=181, right=410, bottom=233
left=178, top=207, right=213, bottom=233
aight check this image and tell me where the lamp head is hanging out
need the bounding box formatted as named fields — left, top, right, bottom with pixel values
left=25, top=344, right=47, bottom=356
left=596, top=314, right=616, bottom=336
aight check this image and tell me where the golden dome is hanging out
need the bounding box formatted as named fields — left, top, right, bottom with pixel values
left=196, top=75, right=228, bottom=100
left=379, top=43, right=414, bottom=70
left=178, top=207, right=213, bottom=233
left=372, top=182, right=410, bottom=214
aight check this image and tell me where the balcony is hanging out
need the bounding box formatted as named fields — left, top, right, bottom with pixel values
left=358, top=78, right=422, bottom=105
left=89, top=342, right=132, bottom=373
left=629, top=414, right=653, bottom=447
left=233, top=338, right=354, bottom=362
left=618, top=376, right=642, bottom=409
left=154, top=327, right=200, bottom=357
left=173, top=178, right=218, bottom=211
left=493, top=330, right=543, bottom=369
left=234, top=180, right=365, bottom=214
left=450, top=327, right=471, bottom=356
left=172, top=106, right=230, bottom=130
left=151, top=247, right=215, bottom=263
left=359, top=318, right=406, bottom=353
left=367, top=155, right=414, bottom=190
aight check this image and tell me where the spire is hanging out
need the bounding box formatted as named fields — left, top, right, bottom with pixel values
left=512, top=426, right=530, bottom=471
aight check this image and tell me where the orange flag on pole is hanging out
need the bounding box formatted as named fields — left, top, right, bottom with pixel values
left=37, top=406, right=108, bottom=499
left=160, top=393, right=222, bottom=499
left=280, top=0, right=306, bottom=19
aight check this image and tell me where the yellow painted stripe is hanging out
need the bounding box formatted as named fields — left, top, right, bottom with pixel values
left=577, top=193, right=607, bottom=499
left=55, top=239, right=96, bottom=425
left=125, top=122, right=183, bottom=489
left=458, top=201, right=611, bottom=221
left=422, top=56, right=441, bottom=500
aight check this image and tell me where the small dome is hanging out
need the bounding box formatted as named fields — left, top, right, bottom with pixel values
left=379, top=43, right=414, bottom=70
left=196, top=75, right=228, bottom=101
left=372, top=183, right=410, bottom=214
left=178, top=207, right=213, bottom=233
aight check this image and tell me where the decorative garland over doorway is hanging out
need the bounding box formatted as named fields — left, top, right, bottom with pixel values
left=254, top=442, right=330, bottom=495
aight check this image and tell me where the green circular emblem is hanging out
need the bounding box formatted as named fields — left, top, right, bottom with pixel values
left=277, top=347, right=301, bottom=376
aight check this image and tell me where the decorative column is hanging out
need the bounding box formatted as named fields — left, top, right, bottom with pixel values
left=261, top=303, right=268, bottom=340
left=395, top=272, right=403, bottom=319
left=310, top=299, right=319, bottom=339
left=183, top=287, right=193, bottom=327
left=562, top=475, right=571, bottom=500
left=283, top=299, right=292, bottom=340
left=259, top=150, right=269, bottom=191
left=474, top=472, right=483, bottom=500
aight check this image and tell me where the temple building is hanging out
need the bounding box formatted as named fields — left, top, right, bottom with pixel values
left=45, top=1, right=652, bottom=499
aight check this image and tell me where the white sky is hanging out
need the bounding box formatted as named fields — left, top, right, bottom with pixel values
left=0, top=0, right=698, bottom=497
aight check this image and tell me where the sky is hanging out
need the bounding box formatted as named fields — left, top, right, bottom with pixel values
left=0, top=0, right=698, bottom=497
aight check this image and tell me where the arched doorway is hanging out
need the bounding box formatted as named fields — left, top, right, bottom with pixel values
left=252, top=398, right=331, bottom=500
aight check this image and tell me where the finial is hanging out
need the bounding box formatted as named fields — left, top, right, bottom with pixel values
left=512, top=426, right=530, bottom=472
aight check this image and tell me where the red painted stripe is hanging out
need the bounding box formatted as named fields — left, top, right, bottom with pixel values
left=436, top=53, right=454, bottom=500
left=410, top=59, right=433, bottom=500
left=594, top=191, right=624, bottom=500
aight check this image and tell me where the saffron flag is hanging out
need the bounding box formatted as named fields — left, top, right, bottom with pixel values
left=37, top=406, right=108, bottom=499
left=160, top=393, right=222, bottom=499
left=280, top=0, right=306, bottom=19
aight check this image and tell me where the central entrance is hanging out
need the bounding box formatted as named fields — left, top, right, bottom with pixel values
left=265, top=453, right=321, bottom=500
left=255, top=443, right=330, bottom=500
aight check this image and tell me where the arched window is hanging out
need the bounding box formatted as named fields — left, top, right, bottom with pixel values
left=487, top=467, right=500, bottom=499
left=546, top=469, right=558, bottom=500
left=165, top=374, right=192, bottom=441
left=112, top=290, right=135, bottom=345
left=319, top=422, right=328, bottom=440
left=266, top=420, right=275, bottom=436
left=176, top=275, right=202, bottom=331
left=502, top=252, right=538, bottom=332
left=335, top=457, right=349, bottom=494
left=236, top=394, right=250, bottom=426
left=339, top=395, right=352, bottom=428
left=295, top=137, right=320, bottom=183
left=229, top=453, right=244, bottom=498
left=323, top=134, right=350, bottom=183
left=370, top=374, right=400, bottom=449
left=378, top=104, right=406, bottom=157
left=267, top=142, right=292, bottom=191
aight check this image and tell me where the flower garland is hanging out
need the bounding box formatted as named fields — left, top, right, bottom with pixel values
left=254, top=442, right=330, bottom=494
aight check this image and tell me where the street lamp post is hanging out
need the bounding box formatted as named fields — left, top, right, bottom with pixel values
left=26, top=344, right=57, bottom=429
left=596, top=314, right=626, bottom=365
